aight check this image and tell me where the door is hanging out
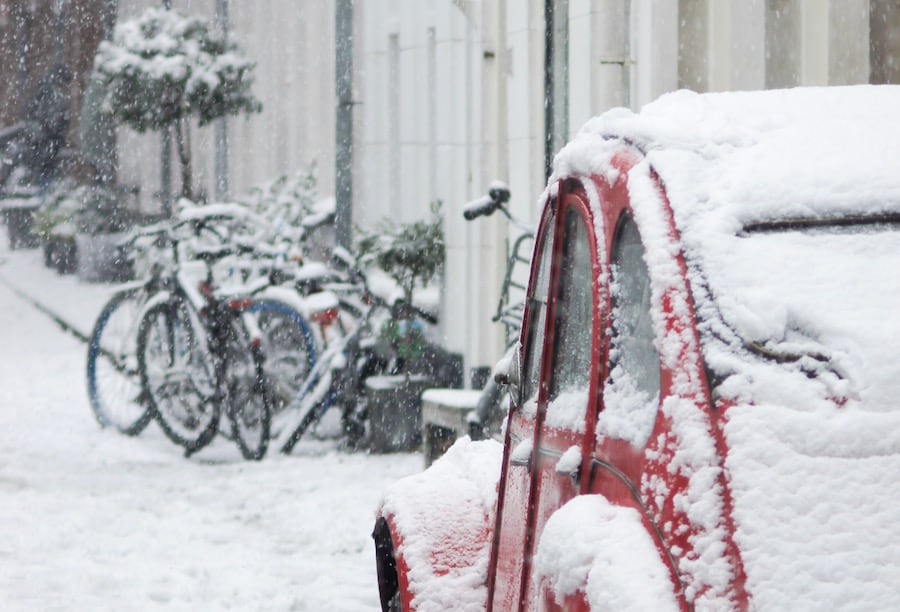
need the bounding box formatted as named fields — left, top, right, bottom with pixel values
left=487, top=201, right=557, bottom=611
left=487, top=186, right=601, bottom=610
left=523, top=193, right=600, bottom=606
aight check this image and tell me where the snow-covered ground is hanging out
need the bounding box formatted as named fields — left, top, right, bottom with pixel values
left=0, top=231, right=421, bottom=610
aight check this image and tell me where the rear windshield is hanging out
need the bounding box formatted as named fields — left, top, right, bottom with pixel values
left=695, top=217, right=900, bottom=412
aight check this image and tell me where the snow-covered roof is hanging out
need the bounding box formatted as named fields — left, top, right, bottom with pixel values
left=553, top=86, right=900, bottom=609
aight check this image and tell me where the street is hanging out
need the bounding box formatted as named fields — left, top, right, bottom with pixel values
left=0, top=236, right=420, bottom=611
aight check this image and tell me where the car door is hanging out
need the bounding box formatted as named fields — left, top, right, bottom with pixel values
left=521, top=189, right=600, bottom=606
left=487, top=199, right=557, bottom=611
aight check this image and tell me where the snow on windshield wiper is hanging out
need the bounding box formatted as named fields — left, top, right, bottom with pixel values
left=742, top=212, right=900, bottom=234
left=745, top=339, right=838, bottom=379
left=688, top=269, right=853, bottom=403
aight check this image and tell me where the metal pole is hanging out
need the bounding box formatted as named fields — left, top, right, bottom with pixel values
left=335, top=0, right=354, bottom=250
left=543, top=0, right=554, bottom=181
left=214, top=0, right=229, bottom=201
left=161, top=0, right=172, bottom=213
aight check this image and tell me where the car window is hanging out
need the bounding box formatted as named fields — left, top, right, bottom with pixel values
left=520, top=211, right=555, bottom=417
left=546, top=208, right=594, bottom=429
left=598, top=213, right=660, bottom=447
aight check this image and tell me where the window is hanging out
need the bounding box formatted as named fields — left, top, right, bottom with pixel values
left=599, top=214, right=660, bottom=447
left=546, top=209, right=594, bottom=429
left=520, top=212, right=555, bottom=415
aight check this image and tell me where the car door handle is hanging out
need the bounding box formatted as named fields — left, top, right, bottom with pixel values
left=509, top=439, right=532, bottom=470
left=555, top=446, right=582, bottom=487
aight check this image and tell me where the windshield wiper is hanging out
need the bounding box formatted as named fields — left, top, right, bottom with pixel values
left=745, top=339, right=840, bottom=380
left=743, top=212, right=900, bottom=234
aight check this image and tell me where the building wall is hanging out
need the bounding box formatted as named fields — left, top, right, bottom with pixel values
left=45, top=1, right=897, bottom=378
left=0, top=0, right=107, bottom=155
left=354, top=0, right=509, bottom=369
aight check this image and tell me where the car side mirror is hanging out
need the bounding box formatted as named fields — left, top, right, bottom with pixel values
left=494, top=346, right=522, bottom=407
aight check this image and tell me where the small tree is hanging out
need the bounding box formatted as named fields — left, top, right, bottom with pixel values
left=357, top=202, right=445, bottom=373
left=92, top=7, right=261, bottom=201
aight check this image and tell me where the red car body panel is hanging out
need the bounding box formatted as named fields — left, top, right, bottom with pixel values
left=375, top=86, right=900, bottom=612
left=378, top=144, right=751, bottom=612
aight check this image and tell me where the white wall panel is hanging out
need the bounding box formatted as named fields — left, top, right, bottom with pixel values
left=110, top=1, right=875, bottom=379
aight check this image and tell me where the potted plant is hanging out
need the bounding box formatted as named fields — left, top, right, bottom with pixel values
left=34, top=181, right=137, bottom=280
left=33, top=179, right=80, bottom=273
left=73, top=183, right=139, bottom=282
left=357, top=202, right=446, bottom=453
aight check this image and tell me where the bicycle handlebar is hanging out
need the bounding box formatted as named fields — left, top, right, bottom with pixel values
left=463, top=182, right=511, bottom=220
left=463, top=182, right=535, bottom=237
left=463, top=195, right=500, bottom=220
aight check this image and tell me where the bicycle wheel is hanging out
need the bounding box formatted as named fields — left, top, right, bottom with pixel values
left=277, top=362, right=338, bottom=454
left=249, top=298, right=319, bottom=412
left=137, top=296, right=220, bottom=453
left=223, top=316, right=272, bottom=460
left=86, top=288, right=153, bottom=435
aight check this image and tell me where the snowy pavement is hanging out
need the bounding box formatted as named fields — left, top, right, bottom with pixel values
left=0, top=234, right=421, bottom=610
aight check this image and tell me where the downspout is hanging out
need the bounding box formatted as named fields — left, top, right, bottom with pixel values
left=161, top=0, right=172, bottom=213
left=214, top=0, right=229, bottom=201
left=543, top=0, right=554, bottom=181
left=544, top=0, right=569, bottom=178
left=464, top=9, right=475, bottom=368
left=335, top=0, right=354, bottom=250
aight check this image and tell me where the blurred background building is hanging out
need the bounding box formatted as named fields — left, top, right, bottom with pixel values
left=3, top=0, right=900, bottom=377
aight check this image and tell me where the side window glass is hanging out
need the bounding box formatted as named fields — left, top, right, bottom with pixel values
left=546, top=208, right=594, bottom=430
left=520, top=213, right=555, bottom=417
left=598, top=214, right=660, bottom=447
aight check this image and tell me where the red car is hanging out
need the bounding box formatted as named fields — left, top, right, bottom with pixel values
left=373, top=85, right=900, bottom=611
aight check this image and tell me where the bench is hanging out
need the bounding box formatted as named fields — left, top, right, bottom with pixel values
left=420, top=388, right=483, bottom=467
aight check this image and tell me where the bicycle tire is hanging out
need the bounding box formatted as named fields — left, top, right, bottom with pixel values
left=137, top=296, right=220, bottom=453
left=223, top=316, right=272, bottom=460
left=277, top=364, right=338, bottom=454
left=86, top=288, right=153, bottom=435
left=248, top=298, right=318, bottom=414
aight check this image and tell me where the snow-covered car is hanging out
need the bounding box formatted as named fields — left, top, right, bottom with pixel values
left=372, top=85, right=900, bottom=611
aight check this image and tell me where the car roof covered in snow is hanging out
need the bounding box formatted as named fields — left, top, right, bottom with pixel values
left=558, top=85, right=900, bottom=223
left=552, top=86, right=900, bottom=609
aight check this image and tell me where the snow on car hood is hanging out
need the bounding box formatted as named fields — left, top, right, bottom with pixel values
left=553, top=85, right=900, bottom=609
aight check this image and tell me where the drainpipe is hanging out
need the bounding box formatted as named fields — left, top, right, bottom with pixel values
left=161, top=0, right=172, bottom=214
left=543, top=0, right=554, bottom=181
left=335, top=0, right=354, bottom=250
left=544, top=0, right=569, bottom=179
left=214, top=0, right=229, bottom=201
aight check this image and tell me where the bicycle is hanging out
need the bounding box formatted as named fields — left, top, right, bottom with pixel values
left=85, top=209, right=235, bottom=437
left=87, top=211, right=274, bottom=459
left=461, top=182, right=535, bottom=440
left=136, top=224, right=278, bottom=459
left=273, top=248, right=443, bottom=454
left=144, top=206, right=348, bottom=459
left=86, top=280, right=154, bottom=435
left=85, top=219, right=216, bottom=437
